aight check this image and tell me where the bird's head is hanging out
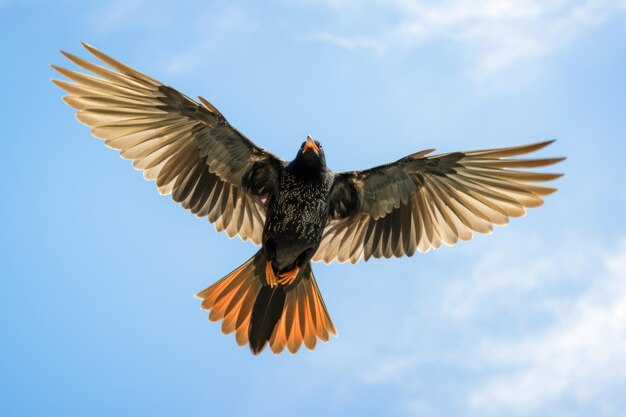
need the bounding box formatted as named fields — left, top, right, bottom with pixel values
left=294, top=135, right=327, bottom=169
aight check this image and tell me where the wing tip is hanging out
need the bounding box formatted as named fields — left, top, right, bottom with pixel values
left=539, top=138, right=557, bottom=147
left=59, top=50, right=73, bottom=60
left=544, top=156, right=567, bottom=166
left=198, top=96, right=224, bottom=117
left=409, top=148, right=436, bottom=159
left=80, top=41, right=96, bottom=52
left=521, top=138, right=557, bottom=150
left=50, top=78, right=71, bottom=89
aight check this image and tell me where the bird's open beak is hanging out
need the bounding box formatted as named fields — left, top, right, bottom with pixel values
left=303, top=135, right=320, bottom=155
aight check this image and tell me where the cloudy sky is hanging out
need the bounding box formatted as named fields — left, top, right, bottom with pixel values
left=2, top=1, right=626, bottom=416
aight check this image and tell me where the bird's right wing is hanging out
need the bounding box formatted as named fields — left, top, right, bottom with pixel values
left=52, top=43, right=284, bottom=245
left=313, top=140, right=564, bottom=264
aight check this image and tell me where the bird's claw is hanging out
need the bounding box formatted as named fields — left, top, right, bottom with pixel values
left=278, top=266, right=300, bottom=286
left=266, top=261, right=278, bottom=288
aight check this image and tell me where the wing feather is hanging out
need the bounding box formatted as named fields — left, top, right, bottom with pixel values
left=315, top=140, right=564, bottom=263
left=53, top=44, right=285, bottom=245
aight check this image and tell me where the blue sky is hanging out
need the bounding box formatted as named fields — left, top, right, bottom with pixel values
left=2, top=0, right=626, bottom=416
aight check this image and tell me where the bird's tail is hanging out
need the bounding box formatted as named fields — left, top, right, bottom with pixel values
left=195, top=250, right=337, bottom=355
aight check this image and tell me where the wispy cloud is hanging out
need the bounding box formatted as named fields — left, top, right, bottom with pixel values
left=361, top=354, right=418, bottom=383
left=442, top=237, right=589, bottom=320
left=308, top=0, right=626, bottom=79
left=313, top=31, right=386, bottom=52
left=316, top=235, right=626, bottom=415
left=99, top=0, right=145, bottom=27
left=88, top=0, right=166, bottom=34
left=469, top=240, right=626, bottom=413
left=162, top=5, right=250, bottom=75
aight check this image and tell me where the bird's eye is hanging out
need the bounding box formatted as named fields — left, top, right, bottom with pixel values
left=316, top=142, right=322, bottom=149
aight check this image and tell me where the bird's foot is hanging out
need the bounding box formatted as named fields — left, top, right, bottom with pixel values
left=277, top=266, right=300, bottom=286
left=266, top=261, right=278, bottom=288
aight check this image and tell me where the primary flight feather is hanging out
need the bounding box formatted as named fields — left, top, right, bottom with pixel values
left=53, top=43, right=564, bottom=355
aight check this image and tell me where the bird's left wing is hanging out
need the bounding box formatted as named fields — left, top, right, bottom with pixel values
left=313, top=140, right=564, bottom=264
left=52, top=43, right=284, bottom=245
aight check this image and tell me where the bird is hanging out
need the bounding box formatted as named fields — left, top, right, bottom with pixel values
left=52, top=43, right=565, bottom=355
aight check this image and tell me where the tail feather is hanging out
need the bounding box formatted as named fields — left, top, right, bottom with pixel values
left=195, top=253, right=263, bottom=347
left=249, top=286, right=287, bottom=354
left=195, top=251, right=337, bottom=355
left=270, top=265, right=337, bottom=354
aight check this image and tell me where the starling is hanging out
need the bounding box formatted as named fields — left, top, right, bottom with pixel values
left=52, top=43, right=565, bottom=355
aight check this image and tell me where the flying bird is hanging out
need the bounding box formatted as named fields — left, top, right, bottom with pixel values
left=52, top=43, right=564, bottom=355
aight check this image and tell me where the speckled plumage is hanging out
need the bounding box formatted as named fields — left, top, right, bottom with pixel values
left=264, top=165, right=333, bottom=269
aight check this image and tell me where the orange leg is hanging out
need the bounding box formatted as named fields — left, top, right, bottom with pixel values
left=266, top=260, right=278, bottom=288
left=278, top=266, right=300, bottom=286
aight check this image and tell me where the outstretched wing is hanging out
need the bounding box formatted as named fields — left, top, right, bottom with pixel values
left=52, top=43, right=283, bottom=245
left=314, top=140, right=564, bottom=264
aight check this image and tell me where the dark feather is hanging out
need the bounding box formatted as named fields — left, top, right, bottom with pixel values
left=53, top=43, right=283, bottom=245
left=249, top=286, right=286, bottom=355
left=316, top=140, right=563, bottom=263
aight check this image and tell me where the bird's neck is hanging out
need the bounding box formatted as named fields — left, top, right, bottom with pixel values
left=286, top=158, right=326, bottom=180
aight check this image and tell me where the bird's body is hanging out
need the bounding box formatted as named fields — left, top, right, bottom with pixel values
left=265, top=152, right=333, bottom=270
left=53, top=43, right=565, bottom=355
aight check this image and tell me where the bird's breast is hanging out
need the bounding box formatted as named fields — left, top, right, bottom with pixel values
left=264, top=172, right=333, bottom=259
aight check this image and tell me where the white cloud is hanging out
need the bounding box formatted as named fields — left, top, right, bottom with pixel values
left=316, top=236, right=626, bottom=415
left=162, top=5, right=250, bottom=75
left=362, top=354, right=418, bottom=383
left=469, top=240, right=626, bottom=413
left=309, top=0, right=626, bottom=79
left=313, top=31, right=386, bottom=52
left=88, top=0, right=165, bottom=34
left=99, top=0, right=145, bottom=27
left=442, top=237, right=590, bottom=319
